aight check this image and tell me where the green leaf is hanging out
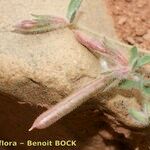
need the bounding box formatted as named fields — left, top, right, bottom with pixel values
left=119, top=79, right=140, bottom=90
left=31, top=14, right=50, bottom=20
left=129, top=46, right=139, bottom=68
left=136, top=55, right=150, bottom=67
left=144, top=80, right=150, bottom=85
left=144, top=102, right=150, bottom=115
left=129, top=108, right=147, bottom=123
left=67, top=0, right=83, bottom=23
left=130, top=46, right=138, bottom=62
left=143, top=86, right=150, bottom=96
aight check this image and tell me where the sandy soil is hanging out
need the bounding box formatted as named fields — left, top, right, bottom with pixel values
left=106, top=0, right=150, bottom=50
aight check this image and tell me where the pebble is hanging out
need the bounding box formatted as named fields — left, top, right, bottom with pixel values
left=118, top=17, right=127, bottom=25
left=137, top=1, right=146, bottom=8
left=135, top=37, right=143, bottom=43
left=143, top=30, right=150, bottom=40
left=126, top=37, right=135, bottom=44
left=135, top=27, right=147, bottom=36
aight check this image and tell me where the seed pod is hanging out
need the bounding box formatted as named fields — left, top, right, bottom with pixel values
left=13, top=14, right=69, bottom=34
left=74, top=30, right=128, bottom=66
left=29, top=76, right=113, bottom=131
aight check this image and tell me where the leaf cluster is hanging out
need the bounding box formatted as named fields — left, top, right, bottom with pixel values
left=120, top=47, right=150, bottom=125
left=120, top=47, right=150, bottom=96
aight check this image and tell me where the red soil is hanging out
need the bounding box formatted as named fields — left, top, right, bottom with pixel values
left=107, top=0, right=150, bottom=50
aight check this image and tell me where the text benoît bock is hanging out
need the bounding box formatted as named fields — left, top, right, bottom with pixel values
left=0, top=140, right=77, bottom=147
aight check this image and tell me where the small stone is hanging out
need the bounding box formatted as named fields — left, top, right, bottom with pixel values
left=126, top=37, right=135, bottom=44
left=143, top=30, right=150, bottom=40
left=137, top=1, right=146, bottom=8
left=135, top=27, right=147, bottom=36
left=118, top=17, right=127, bottom=25
left=135, top=37, right=143, bottom=43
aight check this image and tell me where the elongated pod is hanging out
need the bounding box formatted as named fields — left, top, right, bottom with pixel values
left=29, top=76, right=113, bottom=131
left=73, top=30, right=128, bottom=66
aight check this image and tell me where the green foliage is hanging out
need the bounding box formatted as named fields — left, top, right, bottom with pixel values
left=129, top=46, right=139, bottom=68
left=136, top=55, right=150, bottom=67
left=120, top=78, right=150, bottom=96
left=128, top=102, right=150, bottom=125
left=129, top=108, right=148, bottom=123
left=122, top=46, right=150, bottom=93
left=143, top=86, right=150, bottom=96
left=119, top=46, right=150, bottom=124
left=119, top=79, right=141, bottom=90
left=67, top=0, right=83, bottom=23
left=129, top=46, right=150, bottom=70
left=31, top=14, right=51, bottom=20
left=144, top=102, right=150, bottom=115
